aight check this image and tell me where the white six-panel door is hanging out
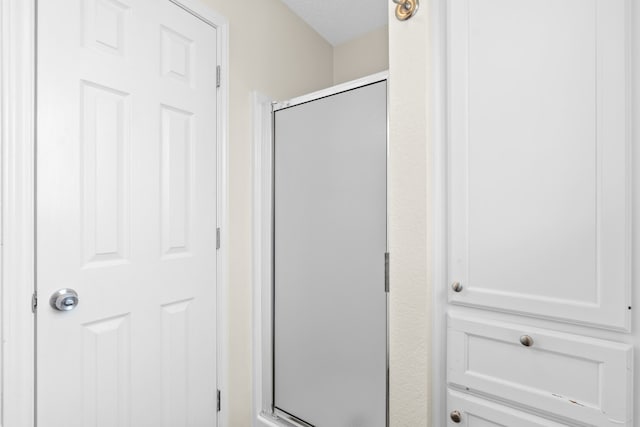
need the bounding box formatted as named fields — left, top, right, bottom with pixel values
left=37, top=1, right=219, bottom=425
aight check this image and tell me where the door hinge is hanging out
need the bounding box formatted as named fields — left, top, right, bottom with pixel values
left=217, top=389, right=221, bottom=412
left=216, top=65, right=221, bottom=88
left=384, top=252, right=390, bottom=293
left=32, top=291, right=38, bottom=313
left=216, top=227, right=221, bottom=250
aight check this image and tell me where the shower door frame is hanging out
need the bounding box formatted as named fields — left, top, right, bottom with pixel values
left=251, top=70, right=390, bottom=427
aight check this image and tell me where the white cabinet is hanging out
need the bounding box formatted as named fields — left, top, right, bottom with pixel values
left=441, top=0, right=638, bottom=425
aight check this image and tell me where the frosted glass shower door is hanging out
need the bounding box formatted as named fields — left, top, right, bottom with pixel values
left=273, top=80, right=387, bottom=427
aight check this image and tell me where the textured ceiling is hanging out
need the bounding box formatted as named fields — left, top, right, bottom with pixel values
left=278, top=0, right=387, bottom=46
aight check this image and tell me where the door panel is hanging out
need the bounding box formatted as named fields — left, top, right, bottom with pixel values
left=80, top=81, right=131, bottom=267
left=448, top=315, right=633, bottom=425
left=273, top=81, right=387, bottom=427
left=37, top=1, right=218, bottom=426
left=447, top=0, right=631, bottom=329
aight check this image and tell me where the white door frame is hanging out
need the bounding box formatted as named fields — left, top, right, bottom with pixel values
left=0, top=1, right=230, bottom=425
left=428, top=0, right=448, bottom=426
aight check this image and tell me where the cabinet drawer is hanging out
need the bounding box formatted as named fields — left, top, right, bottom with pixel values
left=448, top=315, right=633, bottom=426
left=447, top=389, right=565, bottom=426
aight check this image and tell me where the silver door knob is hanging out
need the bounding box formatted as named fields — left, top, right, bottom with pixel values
left=450, top=410, right=462, bottom=423
left=520, top=335, right=534, bottom=347
left=50, top=289, right=79, bottom=311
left=451, top=281, right=463, bottom=292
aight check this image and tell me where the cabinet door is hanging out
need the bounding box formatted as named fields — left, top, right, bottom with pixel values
left=447, top=0, right=632, bottom=330
left=447, top=390, right=566, bottom=427
left=448, top=315, right=633, bottom=426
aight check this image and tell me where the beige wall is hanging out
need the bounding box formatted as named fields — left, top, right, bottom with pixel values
left=333, top=26, right=389, bottom=84
left=388, top=2, right=431, bottom=426
left=199, top=1, right=334, bottom=425
left=195, top=0, right=398, bottom=427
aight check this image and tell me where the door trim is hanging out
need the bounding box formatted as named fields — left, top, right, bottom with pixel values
left=1, top=0, right=36, bottom=425
left=429, top=0, right=448, bottom=426
left=0, top=1, right=230, bottom=425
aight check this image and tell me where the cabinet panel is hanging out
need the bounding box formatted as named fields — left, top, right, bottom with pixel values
left=447, top=0, right=631, bottom=329
left=447, top=390, right=565, bottom=427
left=448, top=315, right=633, bottom=426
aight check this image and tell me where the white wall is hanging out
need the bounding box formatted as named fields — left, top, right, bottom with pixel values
left=199, top=1, right=334, bottom=425
left=333, top=26, right=389, bottom=84
left=388, top=1, right=431, bottom=426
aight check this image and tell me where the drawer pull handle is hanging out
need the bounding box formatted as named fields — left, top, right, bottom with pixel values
left=450, top=410, right=462, bottom=423
left=451, top=282, right=463, bottom=292
left=520, top=335, right=534, bottom=347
